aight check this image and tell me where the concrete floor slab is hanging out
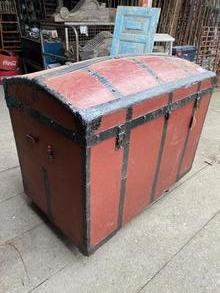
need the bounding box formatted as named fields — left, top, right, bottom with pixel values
left=8, top=224, right=81, bottom=292
left=0, top=87, right=19, bottom=172
left=141, top=211, right=220, bottom=293
left=202, top=110, right=220, bottom=142
left=209, top=89, right=220, bottom=111
left=0, top=167, right=22, bottom=203
left=0, top=243, right=29, bottom=293
left=0, top=124, right=19, bottom=172
left=0, top=194, right=42, bottom=243
left=30, top=164, right=220, bottom=293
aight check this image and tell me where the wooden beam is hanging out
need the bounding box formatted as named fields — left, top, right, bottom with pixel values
left=139, top=0, right=153, bottom=7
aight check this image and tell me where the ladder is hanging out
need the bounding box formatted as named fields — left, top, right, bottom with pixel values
left=0, top=0, right=21, bottom=53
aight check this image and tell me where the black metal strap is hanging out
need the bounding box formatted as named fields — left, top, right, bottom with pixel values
left=118, top=107, right=132, bottom=228
left=42, top=167, right=53, bottom=221
left=5, top=95, right=82, bottom=144
left=85, top=68, right=123, bottom=99
left=150, top=93, right=173, bottom=202
left=131, top=58, right=164, bottom=84
left=88, top=88, right=212, bottom=145
left=6, top=88, right=213, bottom=147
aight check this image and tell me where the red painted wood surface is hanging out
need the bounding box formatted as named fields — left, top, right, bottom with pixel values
left=137, top=56, right=189, bottom=82
left=179, top=93, right=211, bottom=177
left=91, top=59, right=159, bottom=96
left=173, top=84, right=198, bottom=102
left=95, top=109, right=127, bottom=134
left=46, top=70, right=115, bottom=109
left=7, top=80, right=77, bottom=130
left=201, top=79, right=213, bottom=91
left=10, top=111, right=48, bottom=213
left=133, top=94, right=168, bottom=119
left=8, top=84, right=84, bottom=247
left=123, top=94, right=169, bottom=224
left=90, top=137, right=123, bottom=246
left=123, top=116, right=164, bottom=224
left=154, top=102, right=194, bottom=199
left=40, top=56, right=210, bottom=111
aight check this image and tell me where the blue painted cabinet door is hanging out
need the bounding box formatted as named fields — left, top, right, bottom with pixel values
left=111, top=6, right=160, bottom=56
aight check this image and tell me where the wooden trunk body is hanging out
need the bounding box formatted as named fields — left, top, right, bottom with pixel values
left=4, top=55, right=216, bottom=255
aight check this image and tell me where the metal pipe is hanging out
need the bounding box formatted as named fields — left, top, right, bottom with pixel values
left=43, top=52, right=67, bottom=60
left=65, top=27, right=69, bottom=51
left=70, top=26, right=80, bottom=62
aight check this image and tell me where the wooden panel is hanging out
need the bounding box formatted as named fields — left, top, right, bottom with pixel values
left=46, top=70, right=115, bottom=109
left=91, top=58, right=158, bottom=96
left=111, top=7, right=160, bottom=56
left=138, top=56, right=188, bottom=82
left=45, top=135, right=83, bottom=246
left=95, top=109, right=127, bottom=134
left=200, top=79, right=212, bottom=91
left=10, top=110, right=47, bottom=213
left=10, top=109, right=84, bottom=246
left=179, top=93, right=211, bottom=177
left=132, top=94, right=168, bottom=118
left=154, top=102, right=194, bottom=199
left=9, top=82, right=77, bottom=130
left=123, top=116, right=164, bottom=224
left=90, top=137, right=123, bottom=246
left=173, top=84, right=198, bottom=102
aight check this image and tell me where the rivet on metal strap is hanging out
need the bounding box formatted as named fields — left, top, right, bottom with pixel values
left=164, top=108, right=171, bottom=120
left=195, top=94, right=201, bottom=109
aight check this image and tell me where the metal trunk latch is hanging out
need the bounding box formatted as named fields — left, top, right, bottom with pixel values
left=195, top=94, right=201, bottom=109
left=189, top=94, right=201, bottom=129
left=164, top=106, right=172, bottom=120
left=115, top=127, right=126, bottom=150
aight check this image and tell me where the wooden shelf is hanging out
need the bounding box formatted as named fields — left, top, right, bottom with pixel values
left=1, top=21, right=17, bottom=24
left=3, top=31, right=20, bottom=33
left=3, top=40, right=21, bottom=43
left=4, top=45, right=21, bottom=48
left=0, top=12, right=16, bottom=15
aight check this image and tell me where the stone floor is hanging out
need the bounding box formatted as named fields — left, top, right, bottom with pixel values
left=0, top=86, right=220, bottom=293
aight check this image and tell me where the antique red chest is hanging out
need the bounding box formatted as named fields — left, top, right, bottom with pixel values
left=4, top=55, right=216, bottom=255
